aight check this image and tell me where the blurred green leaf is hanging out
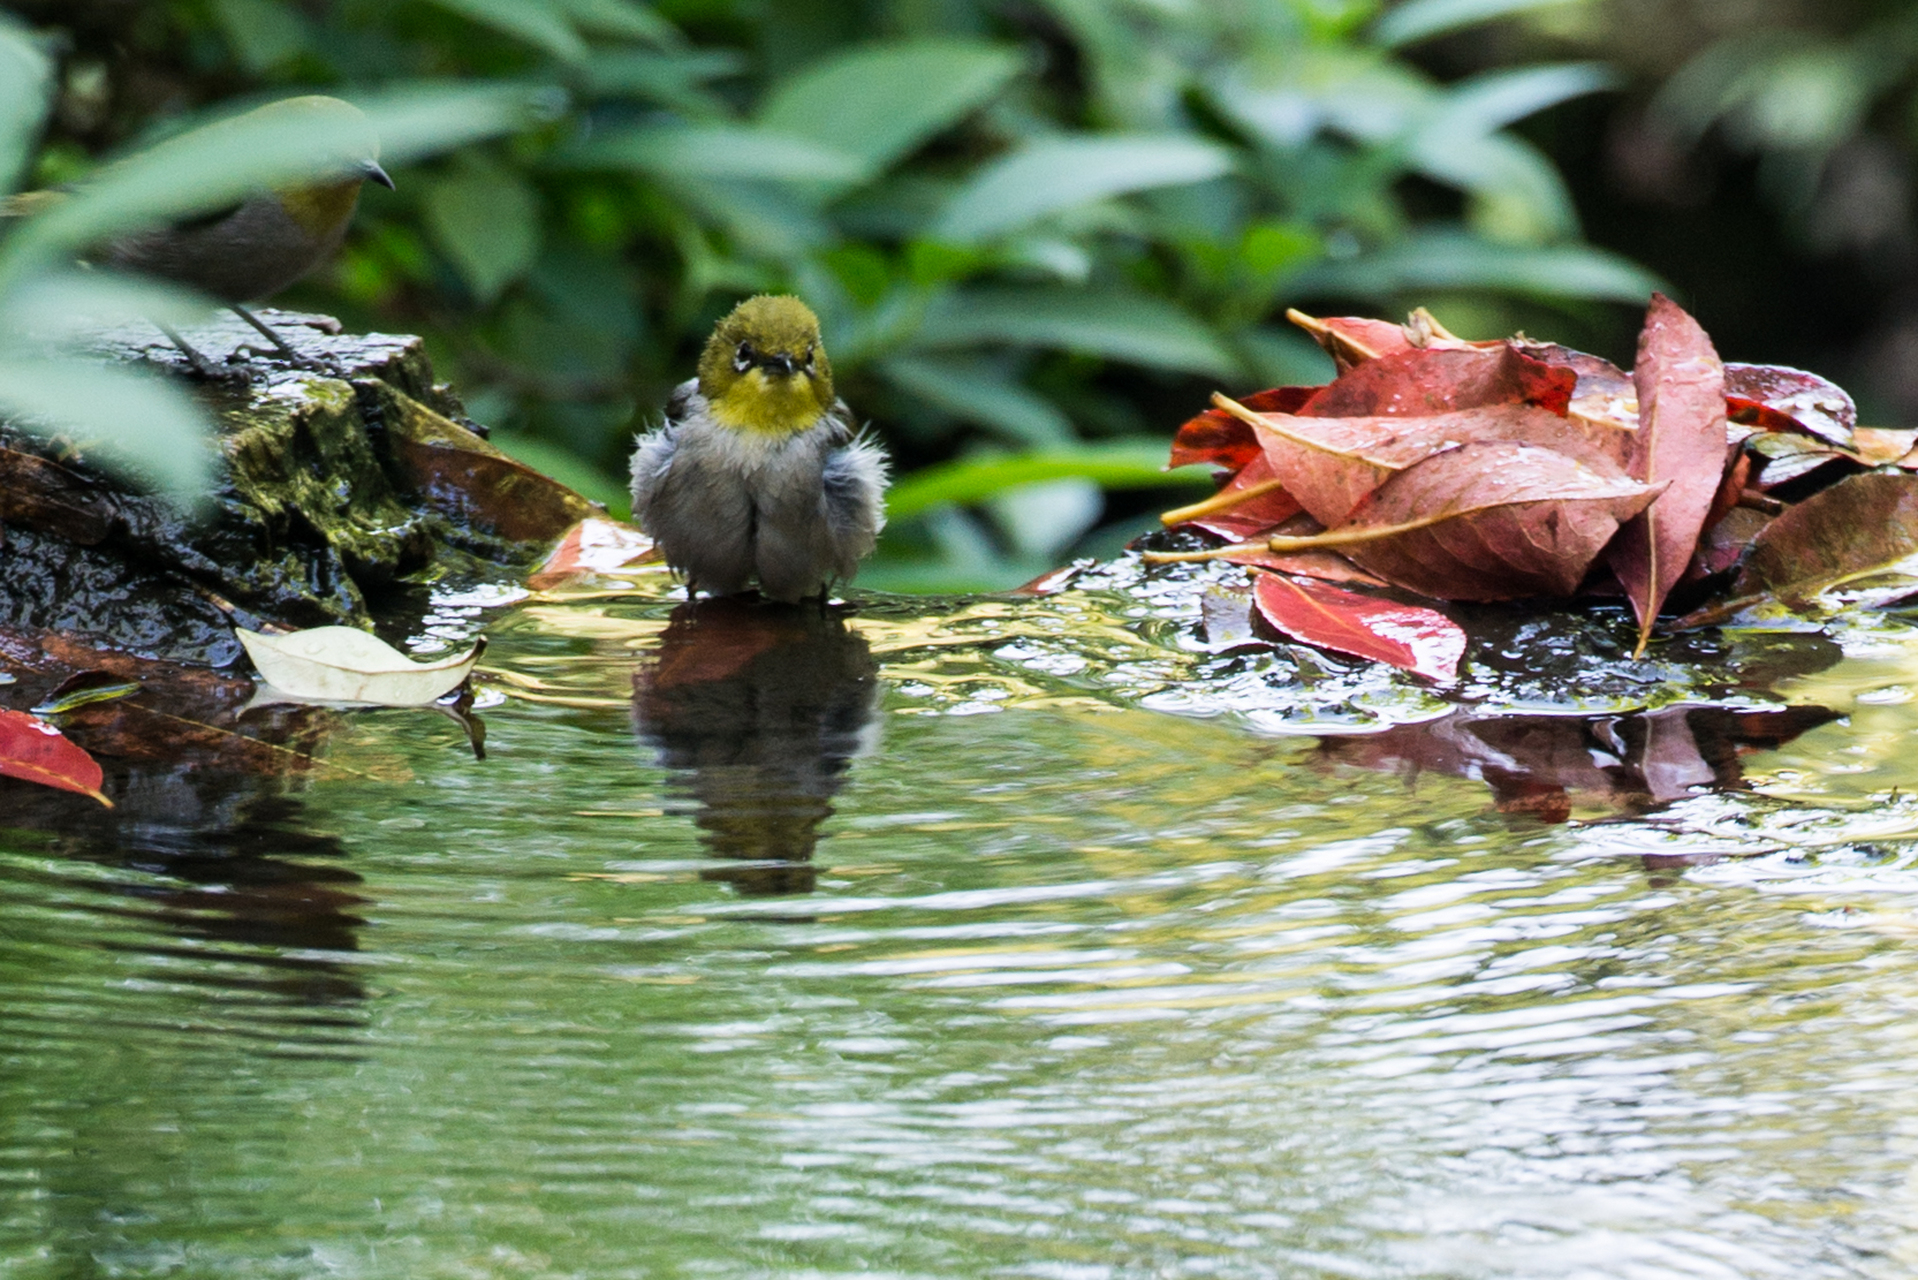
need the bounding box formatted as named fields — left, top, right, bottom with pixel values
left=759, top=39, right=1021, bottom=175
left=0, top=269, right=212, bottom=338
left=880, top=355, right=1074, bottom=447
left=423, top=162, right=543, bottom=302
left=1422, top=63, right=1616, bottom=137
left=914, top=286, right=1242, bottom=377
left=1287, top=230, right=1662, bottom=302
left=886, top=439, right=1206, bottom=520
left=582, top=49, right=744, bottom=111
left=552, top=0, right=680, bottom=47
left=208, top=0, right=308, bottom=73
left=0, top=356, right=209, bottom=497
left=990, top=477, right=1102, bottom=559
left=0, top=19, right=51, bottom=191
left=424, top=0, right=588, bottom=63
left=556, top=123, right=866, bottom=183
left=933, top=135, right=1234, bottom=243
left=1372, top=0, right=1586, bottom=49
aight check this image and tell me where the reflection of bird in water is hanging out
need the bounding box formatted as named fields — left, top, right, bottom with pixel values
left=632, top=598, right=880, bottom=895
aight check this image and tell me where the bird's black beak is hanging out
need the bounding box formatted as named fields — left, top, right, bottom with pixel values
left=763, top=352, right=797, bottom=377
left=361, top=160, right=396, bottom=190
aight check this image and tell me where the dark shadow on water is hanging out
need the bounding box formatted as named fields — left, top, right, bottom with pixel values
left=1316, top=703, right=1842, bottom=823
left=0, top=648, right=377, bottom=1028
left=632, top=598, right=880, bottom=897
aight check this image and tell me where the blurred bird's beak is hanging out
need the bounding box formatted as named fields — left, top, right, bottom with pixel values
left=361, top=160, right=396, bottom=190
left=764, top=353, right=797, bottom=377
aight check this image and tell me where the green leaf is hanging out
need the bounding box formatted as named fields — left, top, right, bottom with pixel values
left=1421, top=62, right=1616, bottom=137
left=913, top=286, right=1241, bottom=377
left=758, top=39, right=1021, bottom=175
left=991, top=477, right=1102, bottom=559
left=0, top=356, right=210, bottom=497
left=422, top=0, right=587, bottom=62
left=1372, top=0, right=1585, bottom=49
left=1284, top=229, right=1663, bottom=303
left=208, top=0, right=309, bottom=73
left=582, top=49, right=743, bottom=113
left=0, top=19, right=51, bottom=191
left=885, top=440, right=1206, bottom=521
left=555, top=123, right=866, bottom=183
left=879, top=356, right=1074, bottom=447
left=551, top=0, right=680, bottom=46
left=423, top=163, right=542, bottom=302
left=0, top=269, right=211, bottom=338
left=0, top=84, right=552, bottom=290
left=932, top=134, right=1233, bottom=243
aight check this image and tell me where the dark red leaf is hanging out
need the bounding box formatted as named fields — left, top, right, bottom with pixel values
left=1300, top=344, right=1575, bottom=418
left=1690, top=505, right=1772, bottom=580
left=384, top=392, right=597, bottom=544
left=1732, top=471, right=1918, bottom=600
left=1168, top=386, right=1315, bottom=470
left=1334, top=441, right=1659, bottom=601
left=1221, top=545, right=1385, bottom=586
left=1186, top=452, right=1303, bottom=539
left=1287, top=308, right=1489, bottom=371
left=0, top=709, right=111, bottom=806
left=1702, top=449, right=1753, bottom=536
left=1607, top=294, right=1729, bottom=653
left=1725, top=363, right=1856, bottom=445
left=1253, top=572, right=1465, bottom=680
left=1246, top=403, right=1635, bottom=529
left=1509, top=341, right=1634, bottom=400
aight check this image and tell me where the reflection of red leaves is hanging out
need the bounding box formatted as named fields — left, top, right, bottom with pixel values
left=0, top=709, right=111, bottom=807
left=1155, top=298, right=1891, bottom=673
left=1252, top=572, right=1465, bottom=681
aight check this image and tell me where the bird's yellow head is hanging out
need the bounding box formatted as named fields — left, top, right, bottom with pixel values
left=251, top=96, right=395, bottom=238
left=697, top=295, right=836, bottom=435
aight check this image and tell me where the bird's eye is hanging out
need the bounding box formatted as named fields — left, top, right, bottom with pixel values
left=733, top=342, right=754, bottom=373
left=803, top=345, right=816, bottom=371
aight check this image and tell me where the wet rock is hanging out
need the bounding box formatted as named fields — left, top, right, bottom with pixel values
left=0, top=310, right=597, bottom=667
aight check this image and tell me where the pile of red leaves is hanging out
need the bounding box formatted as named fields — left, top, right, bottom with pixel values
left=1157, top=296, right=1918, bottom=680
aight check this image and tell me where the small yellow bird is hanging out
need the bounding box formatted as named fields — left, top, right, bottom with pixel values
left=2, top=95, right=393, bottom=374
left=629, top=295, right=889, bottom=603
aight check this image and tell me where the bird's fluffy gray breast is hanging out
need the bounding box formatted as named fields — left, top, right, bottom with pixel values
left=629, top=387, right=887, bottom=599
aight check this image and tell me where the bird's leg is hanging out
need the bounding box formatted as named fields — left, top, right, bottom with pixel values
left=230, top=305, right=330, bottom=371
left=154, top=320, right=236, bottom=380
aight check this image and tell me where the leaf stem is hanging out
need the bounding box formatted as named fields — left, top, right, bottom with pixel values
left=1159, top=476, right=1293, bottom=527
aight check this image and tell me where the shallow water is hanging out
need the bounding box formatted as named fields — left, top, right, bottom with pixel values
left=8, top=558, right=1918, bottom=1278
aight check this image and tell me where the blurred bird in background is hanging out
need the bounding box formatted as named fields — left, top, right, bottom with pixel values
left=630, top=295, right=889, bottom=603
left=0, top=95, right=393, bottom=375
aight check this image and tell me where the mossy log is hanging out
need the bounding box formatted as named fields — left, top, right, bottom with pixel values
left=0, top=309, right=598, bottom=667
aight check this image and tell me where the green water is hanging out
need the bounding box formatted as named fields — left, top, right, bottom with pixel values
left=7, top=557, right=1918, bottom=1278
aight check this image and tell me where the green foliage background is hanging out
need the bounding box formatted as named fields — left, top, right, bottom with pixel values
left=4, top=0, right=1670, bottom=589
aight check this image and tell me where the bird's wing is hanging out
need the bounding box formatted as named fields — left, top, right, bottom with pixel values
left=822, top=431, right=891, bottom=549
left=663, top=377, right=699, bottom=422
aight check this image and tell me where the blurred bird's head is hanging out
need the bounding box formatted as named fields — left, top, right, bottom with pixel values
left=697, top=295, right=836, bottom=434
left=251, top=96, right=394, bottom=238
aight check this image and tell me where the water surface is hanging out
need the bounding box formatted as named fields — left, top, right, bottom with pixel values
left=6, top=558, right=1918, bottom=1278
